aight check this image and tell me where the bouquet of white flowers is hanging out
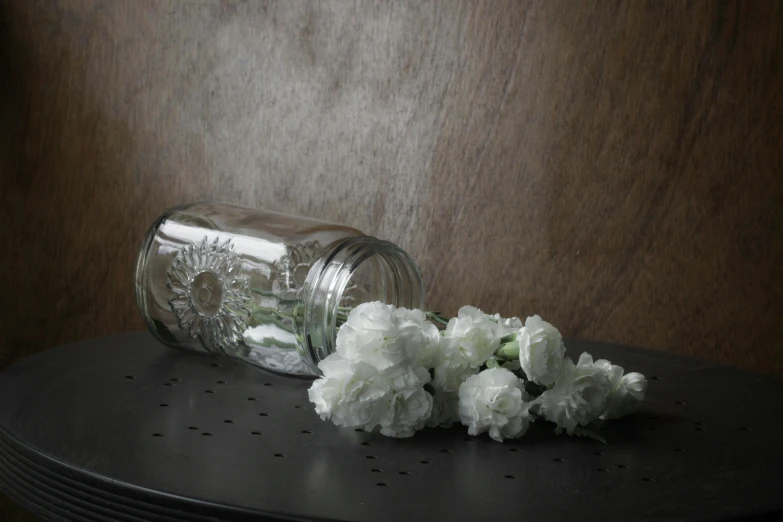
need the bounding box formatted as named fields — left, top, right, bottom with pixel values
left=308, top=302, right=647, bottom=442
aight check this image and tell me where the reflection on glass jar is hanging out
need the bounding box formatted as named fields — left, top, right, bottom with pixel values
left=135, top=202, right=423, bottom=377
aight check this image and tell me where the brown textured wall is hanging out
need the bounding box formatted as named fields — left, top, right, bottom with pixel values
left=1, top=1, right=781, bottom=518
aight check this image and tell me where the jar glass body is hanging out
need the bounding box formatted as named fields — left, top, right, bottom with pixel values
left=135, top=202, right=424, bottom=376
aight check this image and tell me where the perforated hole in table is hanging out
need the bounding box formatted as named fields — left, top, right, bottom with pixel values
left=0, top=333, right=781, bottom=521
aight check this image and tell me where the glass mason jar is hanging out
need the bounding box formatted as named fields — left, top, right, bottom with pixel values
left=134, top=202, right=423, bottom=377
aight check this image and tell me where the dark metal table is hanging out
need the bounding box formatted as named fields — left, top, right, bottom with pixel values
left=1, top=333, right=781, bottom=521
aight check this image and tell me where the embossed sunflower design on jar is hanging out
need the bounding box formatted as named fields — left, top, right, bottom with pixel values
left=166, top=237, right=251, bottom=354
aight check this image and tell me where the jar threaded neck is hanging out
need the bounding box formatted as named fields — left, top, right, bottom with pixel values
left=297, top=236, right=424, bottom=374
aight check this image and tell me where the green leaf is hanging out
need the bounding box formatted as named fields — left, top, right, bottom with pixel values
left=572, top=426, right=608, bottom=445
left=424, top=311, right=451, bottom=326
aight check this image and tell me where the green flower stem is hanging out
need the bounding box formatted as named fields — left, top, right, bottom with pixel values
left=425, top=311, right=451, bottom=326
left=250, top=288, right=300, bottom=304
left=248, top=309, right=294, bottom=331
left=250, top=288, right=277, bottom=297
left=249, top=306, right=290, bottom=322
left=247, top=296, right=453, bottom=337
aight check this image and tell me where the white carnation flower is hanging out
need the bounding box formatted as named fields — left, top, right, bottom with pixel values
left=536, top=353, right=612, bottom=434
left=307, top=353, right=432, bottom=437
left=441, top=306, right=504, bottom=368
left=518, top=315, right=566, bottom=387
left=336, top=302, right=440, bottom=371
left=458, top=368, right=534, bottom=442
left=335, top=302, right=407, bottom=370
left=426, top=389, right=460, bottom=428
left=600, top=366, right=647, bottom=420
left=431, top=306, right=503, bottom=393
left=308, top=354, right=387, bottom=428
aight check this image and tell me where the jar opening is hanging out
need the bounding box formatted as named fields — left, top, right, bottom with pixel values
left=298, top=236, right=424, bottom=374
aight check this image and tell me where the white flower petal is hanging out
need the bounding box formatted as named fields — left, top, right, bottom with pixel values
left=308, top=347, right=432, bottom=437
left=518, top=315, right=566, bottom=386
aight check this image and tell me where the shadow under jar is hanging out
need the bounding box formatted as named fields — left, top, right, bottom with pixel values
left=135, top=202, right=423, bottom=377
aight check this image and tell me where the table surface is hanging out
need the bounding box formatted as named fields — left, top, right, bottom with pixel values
left=1, top=333, right=781, bottom=522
